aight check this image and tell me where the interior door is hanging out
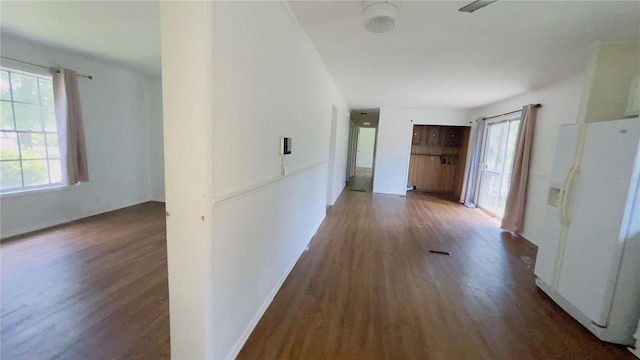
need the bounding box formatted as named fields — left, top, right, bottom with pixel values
left=476, top=118, right=520, bottom=218
left=356, top=127, right=376, bottom=169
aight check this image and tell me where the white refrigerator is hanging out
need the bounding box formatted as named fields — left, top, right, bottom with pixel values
left=534, top=118, right=640, bottom=345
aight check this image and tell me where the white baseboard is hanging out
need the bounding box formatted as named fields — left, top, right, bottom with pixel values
left=225, top=241, right=309, bottom=360
left=225, top=213, right=324, bottom=360
left=1, top=219, right=72, bottom=240
left=629, top=346, right=640, bottom=358
left=1, top=197, right=152, bottom=240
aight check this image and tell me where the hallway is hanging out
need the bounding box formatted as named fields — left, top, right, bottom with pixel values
left=238, top=191, right=633, bottom=359
left=347, top=169, right=373, bottom=193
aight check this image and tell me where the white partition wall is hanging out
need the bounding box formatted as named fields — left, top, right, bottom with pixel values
left=160, top=1, right=349, bottom=358
left=160, top=2, right=216, bottom=358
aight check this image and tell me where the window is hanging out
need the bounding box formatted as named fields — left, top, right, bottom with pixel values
left=0, top=67, right=61, bottom=193
left=476, top=116, right=521, bottom=218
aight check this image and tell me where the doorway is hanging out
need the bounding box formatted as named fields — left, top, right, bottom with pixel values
left=476, top=117, right=520, bottom=218
left=407, top=125, right=470, bottom=199
left=347, top=110, right=379, bottom=192
left=356, top=127, right=376, bottom=178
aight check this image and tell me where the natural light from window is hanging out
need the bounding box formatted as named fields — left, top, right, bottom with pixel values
left=0, top=67, right=62, bottom=193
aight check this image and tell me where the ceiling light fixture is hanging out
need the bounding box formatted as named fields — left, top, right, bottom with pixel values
left=362, top=1, right=398, bottom=33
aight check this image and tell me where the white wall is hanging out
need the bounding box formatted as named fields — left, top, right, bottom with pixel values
left=326, top=107, right=338, bottom=205
left=160, top=2, right=216, bottom=356
left=0, top=33, right=164, bottom=238
left=327, top=107, right=350, bottom=205
left=468, top=74, right=585, bottom=245
left=579, top=40, right=640, bottom=124
left=373, top=108, right=470, bottom=195
left=160, top=1, right=349, bottom=359
left=356, top=127, right=376, bottom=168
left=148, top=76, right=165, bottom=202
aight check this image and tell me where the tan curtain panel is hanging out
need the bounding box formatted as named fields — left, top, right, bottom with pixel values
left=52, top=68, right=89, bottom=185
left=462, top=117, right=485, bottom=208
left=501, top=104, right=538, bottom=232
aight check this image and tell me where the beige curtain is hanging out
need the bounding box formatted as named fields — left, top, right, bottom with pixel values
left=501, top=104, right=538, bottom=232
left=462, top=117, right=485, bottom=207
left=52, top=68, right=89, bottom=185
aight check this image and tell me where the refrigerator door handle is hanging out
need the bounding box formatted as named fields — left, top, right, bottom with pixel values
left=560, top=124, right=588, bottom=227
left=553, top=168, right=576, bottom=289
left=560, top=169, right=576, bottom=226
left=552, top=123, right=588, bottom=289
left=559, top=176, right=568, bottom=225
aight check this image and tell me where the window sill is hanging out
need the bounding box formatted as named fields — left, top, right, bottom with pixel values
left=0, top=183, right=83, bottom=199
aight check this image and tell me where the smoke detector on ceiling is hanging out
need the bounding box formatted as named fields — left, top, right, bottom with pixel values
left=362, top=1, right=398, bottom=33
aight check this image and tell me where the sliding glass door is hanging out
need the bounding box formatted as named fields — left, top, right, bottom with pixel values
left=476, top=118, right=520, bottom=218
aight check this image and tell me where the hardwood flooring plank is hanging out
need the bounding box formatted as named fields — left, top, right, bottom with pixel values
left=238, top=189, right=634, bottom=360
left=1, top=202, right=170, bottom=360
left=2, top=190, right=634, bottom=360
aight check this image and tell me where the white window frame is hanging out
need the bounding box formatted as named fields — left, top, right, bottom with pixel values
left=0, top=66, right=63, bottom=194
left=474, top=113, right=522, bottom=218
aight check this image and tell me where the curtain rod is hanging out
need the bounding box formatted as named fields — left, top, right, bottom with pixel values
left=483, top=103, right=541, bottom=120
left=0, top=56, right=93, bottom=80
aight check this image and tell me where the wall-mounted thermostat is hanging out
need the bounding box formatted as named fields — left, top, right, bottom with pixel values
left=280, top=137, right=292, bottom=155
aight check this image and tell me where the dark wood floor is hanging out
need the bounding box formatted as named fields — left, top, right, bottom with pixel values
left=354, top=167, right=373, bottom=178
left=0, top=202, right=170, bottom=360
left=238, top=189, right=635, bottom=359
left=347, top=171, right=373, bottom=192
left=1, top=193, right=635, bottom=360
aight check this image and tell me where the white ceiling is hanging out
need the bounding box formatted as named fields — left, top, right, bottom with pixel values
left=289, top=0, right=640, bottom=109
left=1, top=1, right=638, bottom=108
left=0, top=1, right=161, bottom=75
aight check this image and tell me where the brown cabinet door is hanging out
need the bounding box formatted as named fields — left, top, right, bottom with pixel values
left=439, top=162, right=456, bottom=192
left=412, top=125, right=422, bottom=145
left=442, top=127, right=463, bottom=147
left=425, top=126, right=440, bottom=146
left=409, top=155, right=441, bottom=191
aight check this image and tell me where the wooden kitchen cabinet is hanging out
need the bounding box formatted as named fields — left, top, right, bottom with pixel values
left=442, top=127, right=463, bottom=147
left=408, top=125, right=470, bottom=195
left=412, top=126, right=423, bottom=145
left=425, top=126, right=441, bottom=146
